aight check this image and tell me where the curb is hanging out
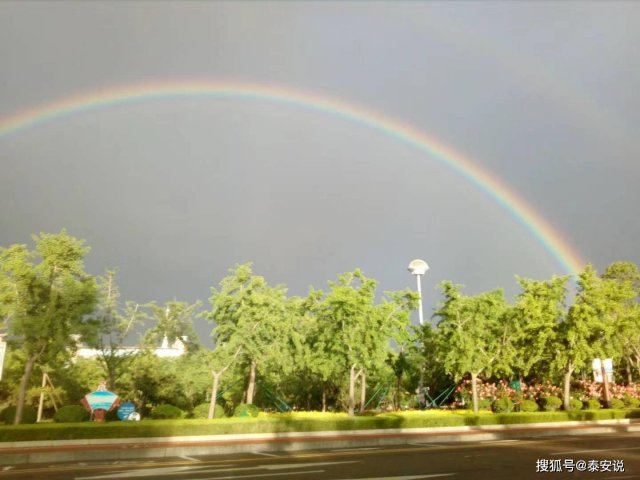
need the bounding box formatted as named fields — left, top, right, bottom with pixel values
left=1, top=419, right=638, bottom=465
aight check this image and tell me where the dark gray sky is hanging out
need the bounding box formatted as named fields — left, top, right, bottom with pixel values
left=1, top=1, right=639, bottom=334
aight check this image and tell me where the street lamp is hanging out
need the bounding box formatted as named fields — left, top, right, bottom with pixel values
left=407, top=259, right=429, bottom=326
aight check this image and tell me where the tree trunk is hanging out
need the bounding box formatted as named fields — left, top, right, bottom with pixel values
left=471, top=372, right=479, bottom=414
left=359, top=370, right=366, bottom=414
left=246, top=360, right=257, bottom=405
left=15, top=354, right=37, bottom=425
left=36, top=372, right=47, bottom=422
left=208, top=371, right=221, bottom=419
left=563, top=366, right=574, bottom=411
left=348, top=365, right=356, bottom=416
left=601, top=364, right=612, bottom=408
left=322, top=384, right=327, bottom=412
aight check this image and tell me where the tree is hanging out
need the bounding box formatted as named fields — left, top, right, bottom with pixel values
left=511, top=276, right=569, bottom=380
left=433, top=282, right=513, bottom=413
left=206, top=263, right=289, bottom=405
left=91, top=269, right=146, bottom=390
left=314, top=269, right=417, bottom=416
left=602, top=262, right=640, bottom=382
left=0, top=231, right=97, bottom=423
left=143, top=300, right=201, bottom=351
left=551, top=265, right=633, bottom=409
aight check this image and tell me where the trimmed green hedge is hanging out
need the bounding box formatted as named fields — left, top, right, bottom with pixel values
left=0, top=409, right=638, bottom=443
left=150, top=404, right=185, bottom=420
left=192, top=403, right=225, bottom=419
left=54, top=405, right=90, bottom=423
left=0, top=406, right=37, bottom=425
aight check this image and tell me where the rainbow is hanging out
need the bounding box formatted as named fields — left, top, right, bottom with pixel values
left=0, top=80, right=585, bottom=276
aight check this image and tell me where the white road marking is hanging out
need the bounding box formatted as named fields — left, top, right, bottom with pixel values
left=185, top=470, right=324, bottom=480
left=76, top=465, right=200, bottom=479
left=480, top=439, right=519, bottom=444
left=253, top=451, right=279, bottom=457
left=76, top=460, right=357, bottom=479
left=178, top=455, right=202, bottom=462
left=332, top=447, right=380, bottom=452
left=2, top=466, right=14, bottom=471
left=550, top=446, right=640, bottom=455
left=340, top=475, right=455, bottom=480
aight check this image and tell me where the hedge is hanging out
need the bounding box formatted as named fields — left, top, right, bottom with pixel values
left=0, top=406, right=37, bottom=425
left=54, top=405, right=90, bottom=423
left=0, top=409, right=638, bottom=443
left=192, top=403, right=225, bottom=419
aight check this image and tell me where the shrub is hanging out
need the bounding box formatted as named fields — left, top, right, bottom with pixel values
left=623, top=394, right=640, bottom=408
left=519, top=399, right=539, bottom=412
left=585, top=398, right=601, bottom=410
left=477, top=399, right=492, bottom=411
left=150, top=404, right=185, bottom=419
left=0, top=405, right=38, bottom=424
left=192, top=403, right=225, bottom=419
left=610, top=398, right=625, bottom=409
left=542, top=396, right=562, bottom=412
left=491, top=398, right=514, bottom=413
left=568, top=398, right=583, bottom=411
left=53, top=405, right=90, bottom=423
left=234, top=403, right=260, bottom=418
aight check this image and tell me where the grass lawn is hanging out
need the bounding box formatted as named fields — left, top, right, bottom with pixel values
left=0, top=409, right=638, bottom=443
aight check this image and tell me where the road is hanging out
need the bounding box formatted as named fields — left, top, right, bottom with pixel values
left=1, top=433, right=638, bottom=480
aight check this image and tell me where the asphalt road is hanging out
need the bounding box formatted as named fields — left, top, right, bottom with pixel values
left=1, top=433, right=639, bottom=480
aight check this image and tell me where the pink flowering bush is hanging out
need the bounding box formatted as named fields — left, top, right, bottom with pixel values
left=453, top=379, right=640, bottom=410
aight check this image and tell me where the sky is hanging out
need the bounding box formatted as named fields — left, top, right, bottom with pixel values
left=1, top=1, right=639, bottom=337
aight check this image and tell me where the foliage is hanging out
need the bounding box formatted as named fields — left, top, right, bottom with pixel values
left=1, top=410, right=639, bottom=443
left=0, top=405, right=37, bottom=424
left=511, top=276, right=568, bottom=378
left=610, top=398, right=625, bottom=409
left=143, top=300, right=201, bottom=352
left=90, top=270, right=147, bottom=391
left=519, top=399, right=539, bottom=412
left=568, top=398, right=583, bottom=411
left=0, top=231, right=98, bottom=423
left=150, top=404, right=185, bottom=419
left=192, top=402, right=225, bottom=419
left=585, top=398, right=601, bottom=410
left=234, top=403, right=260, bottom=417
left=53, top=405, right=90, bottom=423
left=623, top=394, right=640, bottom=408
left=206, top=263, right=290, bottom=406
left=541, top=395, right=563, bottom=412
left=434, top=283, right=513, bottom=413
left=491, top=397, right=514, bottom=413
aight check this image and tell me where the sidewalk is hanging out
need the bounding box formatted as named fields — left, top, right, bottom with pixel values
left=1, top=419, right=639, bottom=465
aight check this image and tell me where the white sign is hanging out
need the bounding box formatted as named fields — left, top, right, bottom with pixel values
left=0, top=338, right=6, bottom=381
left=592, top=358, right=613, bottom=383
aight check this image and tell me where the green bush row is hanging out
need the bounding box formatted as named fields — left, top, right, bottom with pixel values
left=0, top=409, right=638, bottom=443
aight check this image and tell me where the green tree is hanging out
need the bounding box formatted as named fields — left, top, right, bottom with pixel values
left=314, top=270, right=416, bottom=416
left=143, top=300, right=201, bottom=352
left=91, top=269, right=146, bottom=391
left=433, top=282, right=513, bottom=413
left=511, top=276, right=569, bottom=379
left=551, top=265, right=633, bottom=409
left=602, top=262, right=640, bottom=382
left=206, top=263, right=289, bottom=405
left=0, top=231, right=97, bottom=423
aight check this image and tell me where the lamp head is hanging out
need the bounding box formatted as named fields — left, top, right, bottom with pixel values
left=408, top=259, right=429, bottom=276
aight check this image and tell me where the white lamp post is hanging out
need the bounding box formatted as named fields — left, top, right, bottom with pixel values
left=408, top=259, right=429, bottom=326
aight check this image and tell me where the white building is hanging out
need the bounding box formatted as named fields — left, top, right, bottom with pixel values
left=75, top=336, right=187, bottom=359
